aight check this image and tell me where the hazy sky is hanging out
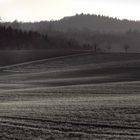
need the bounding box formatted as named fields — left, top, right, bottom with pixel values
left=0, top=0, right=139, bottom=22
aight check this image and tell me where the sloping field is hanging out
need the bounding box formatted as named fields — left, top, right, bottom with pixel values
left=0, top=53, right=140, bottom=140
left=0, top=49, right=85, bottom=66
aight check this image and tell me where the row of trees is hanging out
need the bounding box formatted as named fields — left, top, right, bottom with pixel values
left=0, top=22, right=131, bottom=53
left=0, top=25, right=49, bottom=49
left=0, top=25, right=87, bottom=50
left=91, top=43, right=130, bottom=53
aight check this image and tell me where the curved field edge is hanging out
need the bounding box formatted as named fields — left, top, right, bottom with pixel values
left=0, top=53, right=140, bottom=139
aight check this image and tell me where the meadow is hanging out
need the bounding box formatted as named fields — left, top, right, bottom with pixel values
left=0, top=52, right=140, bottom=140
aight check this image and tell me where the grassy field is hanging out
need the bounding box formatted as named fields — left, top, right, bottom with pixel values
left=0, top=53, right=140, bottom=140
left=0, top=49, right=86, bottom=66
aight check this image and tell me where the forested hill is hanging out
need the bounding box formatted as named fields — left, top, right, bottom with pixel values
left=52, top=14, right=140, bottom=33
left=0, top=25, right=85, bottom=50
left=0, top=26, right=49, bottom=49
left=3, top=14, right=140, bottom=33
left=2, top=14, right=140, bottom=52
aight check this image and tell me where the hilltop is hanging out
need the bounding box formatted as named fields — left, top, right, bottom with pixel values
left=3, top=14, right=140, bottom=33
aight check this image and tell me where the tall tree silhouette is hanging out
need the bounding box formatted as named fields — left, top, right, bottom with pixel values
left=106, top=44, right=112, bottom=53
left=123, top=44, right=129, bottom=53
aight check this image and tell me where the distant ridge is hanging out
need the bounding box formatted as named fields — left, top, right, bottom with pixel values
left=2, top=14, right=140, bottom=53
left=2, top=13, right=140, bottom=33
left=51, top=14, right=140, bottom=33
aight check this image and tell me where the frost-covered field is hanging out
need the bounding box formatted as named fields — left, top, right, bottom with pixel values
left=0, top=53, right=140, bottom=140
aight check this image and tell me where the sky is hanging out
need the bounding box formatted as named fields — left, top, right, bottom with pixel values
left=0, top=0, right=140, bottom=22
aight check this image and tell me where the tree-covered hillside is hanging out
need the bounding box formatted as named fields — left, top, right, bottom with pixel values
left=0, top=25, right=49, bottom=49
left=1, top=14, right=140, bottom=52
left=3, top=14, right=140, bottom=33
left=0, top=25, right=85, bottom=50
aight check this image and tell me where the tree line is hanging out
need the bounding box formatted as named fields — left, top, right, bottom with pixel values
left=0, top=25, right=49, bottom=49
left=0, top=25, right=86, bottom=50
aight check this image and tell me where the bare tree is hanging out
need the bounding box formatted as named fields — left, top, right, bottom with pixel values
left=106, top=44, right=112, bottom=53
left=94, top=43, right=98, bottom=53
left=123, top=44, right=129, bottom=53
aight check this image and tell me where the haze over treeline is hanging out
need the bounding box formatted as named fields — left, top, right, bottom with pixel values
left=3, top=14, right=140, bottom=33
left=0, top=25, right=86, bottom=50
left=1, top=14, right=140, bottom=52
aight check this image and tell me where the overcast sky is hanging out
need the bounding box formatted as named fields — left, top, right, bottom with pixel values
left=0, top=0, right=139, bottom=22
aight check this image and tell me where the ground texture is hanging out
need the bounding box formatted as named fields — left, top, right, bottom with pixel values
left=0, top=53, right=140, bottom=140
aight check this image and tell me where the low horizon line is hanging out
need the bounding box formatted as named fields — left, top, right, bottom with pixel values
left=1, top=13, right=140, bottom=23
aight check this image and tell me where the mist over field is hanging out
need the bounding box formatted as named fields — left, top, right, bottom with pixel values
left=0, top=1, right=140, bottom=139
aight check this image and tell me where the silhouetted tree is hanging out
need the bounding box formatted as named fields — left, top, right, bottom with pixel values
left=123, top=44, right=129, bottom=53
left=83, top=44, right=92, bottom=50
left=94, top=43, right=98, bottom=53
left=106, top=44, right=112, bottom=53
